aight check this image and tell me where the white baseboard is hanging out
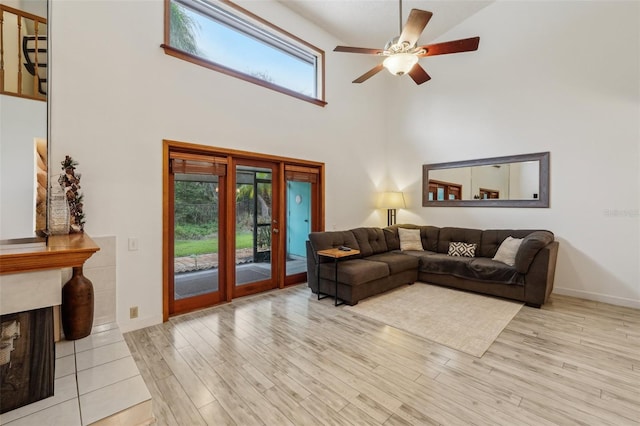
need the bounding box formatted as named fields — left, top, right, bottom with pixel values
left=552, top=287, right=640, bottom=309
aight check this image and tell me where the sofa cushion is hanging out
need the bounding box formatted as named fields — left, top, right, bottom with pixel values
left=398, top=228, right=423, bottom=251
left=420, top=254, right=524, bottom=285
left=479, top=229, right=538, bottom=258
left=384, top=225, right=440, bottom=251
left=448, top=242, right=477, bottom=257
left=493, top=236, right=523, bottom=266
left=400, top=250, right=438, bottom=258
left=438, top=227, right=482, bottom=254
left=469, top=258, right=524, bottom=285
left=420, top=253, right=474, bottom=274
left=309, top=231, right=359, bottom=262
left=366, top=252, right=420, bottom=274
left=318, top=259, right=389, bottom=285
left=352, top=227, right=388, bottom=257
left=515, top=231, right=555, bottom=273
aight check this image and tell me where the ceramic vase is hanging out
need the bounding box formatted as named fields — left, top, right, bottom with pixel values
left=61, top=266, right=94, bottom=340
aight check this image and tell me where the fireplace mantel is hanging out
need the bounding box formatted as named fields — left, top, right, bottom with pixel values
left=0, top=234, right=100, bottom=275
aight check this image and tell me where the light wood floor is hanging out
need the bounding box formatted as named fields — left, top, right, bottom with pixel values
left=124, top=284, right=640, bottom=425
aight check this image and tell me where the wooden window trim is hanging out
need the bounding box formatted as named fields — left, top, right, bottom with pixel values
left=162, top=0, right=327, bottom=107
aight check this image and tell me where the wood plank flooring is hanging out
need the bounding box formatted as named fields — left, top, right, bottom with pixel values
left=124, top=284, right=640, bottom=425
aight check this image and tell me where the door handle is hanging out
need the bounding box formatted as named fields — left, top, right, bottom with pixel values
left=273, top=228, right=279, bottom=233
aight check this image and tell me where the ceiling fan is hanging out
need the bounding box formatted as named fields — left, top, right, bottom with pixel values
left=334, top=1, right=480, bottom=85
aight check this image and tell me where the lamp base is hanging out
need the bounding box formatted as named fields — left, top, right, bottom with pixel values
left=387, top=209, right=397, bottom=227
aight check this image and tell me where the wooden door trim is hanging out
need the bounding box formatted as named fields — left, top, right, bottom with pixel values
left=163, top=143, right=170, bottom=321
left=224, top=155, right=234, bottom=303
left=277, top=162, right=286, bottom=289
left=165, top=140, right=324, bottom=168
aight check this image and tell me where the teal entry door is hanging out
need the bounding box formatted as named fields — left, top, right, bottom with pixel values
left=286, top=180, right=311, bottom=277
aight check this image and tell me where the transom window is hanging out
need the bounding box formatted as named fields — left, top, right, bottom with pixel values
left=163, top=0, right=326, bottom=106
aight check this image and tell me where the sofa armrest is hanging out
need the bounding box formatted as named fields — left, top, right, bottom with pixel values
left=524, top=241, right=559, bottom=306
left=306, top=240, right=318, bottom=292
left=515, top=231, right=555, bottom=273
left=308, top=231, right=359, bottom=263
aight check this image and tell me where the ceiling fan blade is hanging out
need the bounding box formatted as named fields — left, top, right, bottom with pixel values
left=353, top=64, right=385, bottom=83
left=334, top=46, right=384, bottom=55
left=418, top=37, right=480, bottom=57
left=398, top=9, right=433, bottom=47
left=408, top=63, right=431, bottom=85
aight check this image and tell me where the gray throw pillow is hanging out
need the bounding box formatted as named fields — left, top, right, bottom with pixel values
left=398, top=228, right=424, bottom=251
left=492, top=236, right=523, bottom=266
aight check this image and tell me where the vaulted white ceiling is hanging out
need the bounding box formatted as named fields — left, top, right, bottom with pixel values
left=276, top=0, right=493, bottom=47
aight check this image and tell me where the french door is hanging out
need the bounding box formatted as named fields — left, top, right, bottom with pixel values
left=232, top=159, right=279, bottom=298
left=284, top=166, right=320, bottom=286
left=164, top=142, right=324, bottom=319
left=168, top=152, right=228, bottom=315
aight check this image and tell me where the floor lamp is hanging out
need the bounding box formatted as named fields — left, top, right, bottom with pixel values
left=378, top=192, right=406, bottom=226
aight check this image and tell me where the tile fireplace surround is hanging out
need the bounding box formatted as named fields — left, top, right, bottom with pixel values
left=0, top=234, right=154, bottom=425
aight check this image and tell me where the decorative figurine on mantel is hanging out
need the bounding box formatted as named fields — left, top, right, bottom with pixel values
left=58, top=155, right=85, bottom=233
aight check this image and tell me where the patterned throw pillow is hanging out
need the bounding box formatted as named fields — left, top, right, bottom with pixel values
left=398, top=228, right=424, bottom=251
left=448, top=241, right=477, bottom=257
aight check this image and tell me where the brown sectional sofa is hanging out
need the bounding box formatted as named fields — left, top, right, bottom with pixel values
left=306, top=224, right=559, bottom=308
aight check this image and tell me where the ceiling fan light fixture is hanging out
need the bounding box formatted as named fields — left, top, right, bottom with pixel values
left=383, top=53, right=418, bottom=76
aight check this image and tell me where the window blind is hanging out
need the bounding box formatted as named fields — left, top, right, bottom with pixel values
left=170, top=152, right=227, bottom=176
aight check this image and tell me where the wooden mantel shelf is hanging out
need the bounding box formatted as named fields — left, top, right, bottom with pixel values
left=0, top=234, right=100, bottom=275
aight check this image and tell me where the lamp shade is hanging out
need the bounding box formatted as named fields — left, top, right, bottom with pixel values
left=378, top=191, right=406, bottom=209
left=383, top=53, right=418, bottom=76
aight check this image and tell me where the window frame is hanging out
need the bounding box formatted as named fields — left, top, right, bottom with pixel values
left=162, top=0, right=326, bottom=107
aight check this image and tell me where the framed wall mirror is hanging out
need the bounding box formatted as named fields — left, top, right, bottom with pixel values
left=422, top=152, right=550, bottom=208
left=0, top=0, right=49, bottom=240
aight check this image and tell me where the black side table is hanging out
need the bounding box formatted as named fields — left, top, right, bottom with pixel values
left=316, top=248, right=360, bottom=306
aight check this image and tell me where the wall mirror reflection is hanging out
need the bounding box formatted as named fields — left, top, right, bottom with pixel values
left=0, top=0, right=48, bottom=240
left=422, top=152, right=550, bottom=207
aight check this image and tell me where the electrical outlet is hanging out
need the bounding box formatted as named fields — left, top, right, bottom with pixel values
left=128, top=238, right=139, bottom=251
left=130, top=306, right=138, bottom=319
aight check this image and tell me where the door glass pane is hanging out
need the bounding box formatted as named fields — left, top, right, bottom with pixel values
left=236, top=167, right=272, bottom=286
left=174, top=174, right=219, bottom=300
left=286, top=181, right=311, bottom=276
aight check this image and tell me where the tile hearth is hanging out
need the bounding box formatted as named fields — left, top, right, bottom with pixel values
left=0, top=323, right=153, bottom=425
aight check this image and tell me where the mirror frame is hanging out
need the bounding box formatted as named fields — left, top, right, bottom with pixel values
left=422, top=152, right=550, bottom=208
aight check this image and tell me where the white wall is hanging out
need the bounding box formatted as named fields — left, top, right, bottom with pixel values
left=50, top=0, right=390, bottom=331
left=0, top=95, right=46, bottom=239
left=387, top=1, right=640, bottom=308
